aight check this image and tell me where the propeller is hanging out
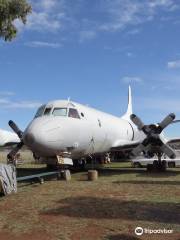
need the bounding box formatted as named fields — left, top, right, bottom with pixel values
left=9, top=120, right=23, bottom=140
left=7, top=120, right=24, bottom=160
left=130, top=113, right=176, bottom=159
left=130, top=114, right=144, bottom=131
left=158, top=113, right=175, bottom=132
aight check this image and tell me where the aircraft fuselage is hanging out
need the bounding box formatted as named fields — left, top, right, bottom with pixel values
left=23, top=100, right=143, bottom=159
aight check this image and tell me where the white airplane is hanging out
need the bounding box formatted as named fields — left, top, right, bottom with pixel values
left=3, top=86, right=180, bottom=171
left=0, top=129, right=20, bottom=146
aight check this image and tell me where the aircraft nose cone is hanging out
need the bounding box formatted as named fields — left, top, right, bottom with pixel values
left=23, top=118, right=63, bottom=156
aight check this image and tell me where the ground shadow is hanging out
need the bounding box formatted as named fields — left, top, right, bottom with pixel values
left=98, top=168, right=145, bottom=176
left=40, top=196, right=180, bottom=224
left=16, top=167, right=59, bottom=187
left=17, top=167, right=48, bottom=177
left=95, top=168, right=180, bottom=178
left=136, top=170, right=180, bottom=178
left=113, top=180, right=180, bottom=186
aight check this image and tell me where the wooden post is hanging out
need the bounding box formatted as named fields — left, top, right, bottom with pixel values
left=88, top=170, right=98, bottom=181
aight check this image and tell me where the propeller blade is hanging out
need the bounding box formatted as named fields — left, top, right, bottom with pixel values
left=7, top=142, right=24, bottom=160
left=160, top=144, right=176, bottom=159
left=131, top=137, right=151, bottom=156
left=130, top=114, right=144, bottom=130
left=9, top=120, right=23, bottom=139
left=132, top=143, right=145, bottom=156
left=158, top=113, right=176, bottom=132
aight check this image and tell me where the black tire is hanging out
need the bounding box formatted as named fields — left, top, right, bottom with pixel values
left=147, top=164, right=153, bottom=171
left=168, top=162, right=175, bottom=168
left=153, top=160, right=159, bottom=169
left=161, top=160, right=167, bottom=171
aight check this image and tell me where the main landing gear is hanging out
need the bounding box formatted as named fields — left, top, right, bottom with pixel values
left=147, top=153, right=167, bottom=172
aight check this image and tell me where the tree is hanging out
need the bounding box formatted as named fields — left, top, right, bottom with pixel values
left=0, top=0, right=31, bottom=41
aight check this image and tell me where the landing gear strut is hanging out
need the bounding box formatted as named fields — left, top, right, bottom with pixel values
left=148, top=153, right=167, bottom=172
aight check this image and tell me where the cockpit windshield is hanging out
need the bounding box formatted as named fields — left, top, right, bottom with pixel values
left=34, top=105, right=46, bottom=118
left=68, top=108, right=80, bottom=119
left=53, top=108, right=67, bottom=117
left=34, top=105, right=81, bottom=119
left=44, top=107, right=52, bottom=116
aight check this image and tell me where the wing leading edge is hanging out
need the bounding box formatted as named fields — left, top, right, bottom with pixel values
left=110, top=140, right=140, bottom=152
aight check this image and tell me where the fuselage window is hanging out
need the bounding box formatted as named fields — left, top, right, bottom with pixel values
left=34, top=105, right=46, bottom=118
left=81, top=112, right=84, bottom=117
left=53, top=108, right=67, bottom=117
left=44, top=108, right=51, bottom=116
left=68, top=108, right=80, bottom=119
left=98, top=119, right=102, bottom=127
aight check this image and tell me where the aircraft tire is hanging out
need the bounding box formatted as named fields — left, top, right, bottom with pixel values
left=147, top=164, right=153, bottom=172
left=161, top=160, right=167, bottom=171
left=153, top=160, right=159, bottom=170
left=63, top=170, right=71, bottom=181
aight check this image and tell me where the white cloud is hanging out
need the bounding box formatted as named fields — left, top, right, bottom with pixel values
left=0, top=92, right=41, bottom=109
left=137, top=97, right=180, bottom=113
left=14, top=0, right=66, bottom=32
left=79, top=30, right=97, bottom=42
left=25, top=41, right=62, bottom=48
left=126, top=28, right=141, bottom=35
left=5, top=101, right=42, bottom=109
left=0, top=99, right=42, bottom=109
left=167, top=60, right=180, bottom=69
left=126, top=52, right=134, bottom=57
left=121, top=76, right=143, bottom=83
left=0, top=99, right=10, bottom=104
left=0, top=91, right=15, bottom=96
left=98, top=0, right=178, bottom=32
left=37, top=0, right=58, bottom=11
left=99, top=1, right=142, bottom=31
left=14, top=0, right=180, bottom=41
left=148, top=0, right=174, bottom=8
left=14, top=12, right=61, bottom=32
left=27, top=12, right=61, bottom=32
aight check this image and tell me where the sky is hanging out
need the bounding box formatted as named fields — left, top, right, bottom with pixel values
left=1, top=0, right=180, bottom=137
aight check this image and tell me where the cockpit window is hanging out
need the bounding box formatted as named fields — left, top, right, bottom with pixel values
left=44, top=107, right=51, bottom=116
left=34, top=105, right=46, bottom=118
left=68, top=108, right=80, bottom=119
left=53, top=108, right=67, bottom=117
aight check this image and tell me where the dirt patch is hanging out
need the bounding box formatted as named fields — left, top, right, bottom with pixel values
left=0, top=165, right=180, bottom=240
left=71, top=224, right=105, bottom=240
left=0, top=230, right=53, bottom=240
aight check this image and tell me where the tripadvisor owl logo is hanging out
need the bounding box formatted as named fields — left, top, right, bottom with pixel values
left=135, top=227, right=143, bottom=236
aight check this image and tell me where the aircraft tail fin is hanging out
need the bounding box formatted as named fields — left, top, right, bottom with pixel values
left=122, top=86, right=133, bottom=120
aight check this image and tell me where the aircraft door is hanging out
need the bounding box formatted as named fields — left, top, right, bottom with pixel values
left=91, top=118, right=107, bottom=153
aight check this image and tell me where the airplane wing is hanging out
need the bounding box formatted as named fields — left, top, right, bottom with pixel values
left=166, top=138, right=180, bottom=145
left=0, top=129, right=20, bottom=147
left=165, top=120, right=180, bottom=147
left=110, top=140, right=140, bottom=152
